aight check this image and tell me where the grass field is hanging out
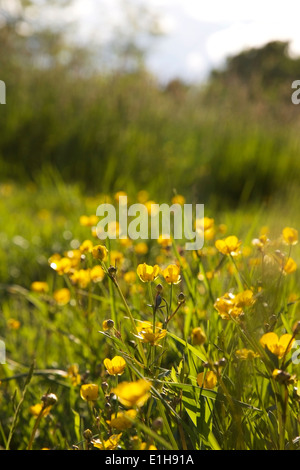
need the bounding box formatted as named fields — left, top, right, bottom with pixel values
left=0, top=176, right=300, bottom=450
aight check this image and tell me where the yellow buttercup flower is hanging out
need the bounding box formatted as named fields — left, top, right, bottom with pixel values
left=102, top=319, right=115, bottom=331
left=66, top=364, right=81, bottom=386
left=90, top=265, right=105, bottom=282
left=157, top=234, right=172, bottom=248
left=92, top=244, right=108, bottom=261
left=171, top=194, right=185, bottom=206
left=70, top=269, right=91, bottom=288
left=260, top=332, right=295, bottom=359
left=283, top=257, right=297, bottom=275
left=53, top=288, right=71, bottom=305
left=7, top=318, right=21, bottom=330
left=79, top=215, right=99, bottom=227
left=80, top=383, right=99, bottom=401
left=162, top=264, right=181, bottom=284
left=235, top=349, right=259, bottom=360
left=136, top=325, right=167, bottom=346
left=30, top=281, right=49, bottom=293
left=123, top=271, right=137, bottom=284
left=137, top=263, right=160, bottom=282
left=112, top=379, right=151, bottom=408
left=234, top=290, right=255, bottom=308
left=282, top=227, right=298, bottom=246
left=49, top=257, right=72, bottom=275
left=104, top=356, right=126, bottom=376
left=79, top=239, right=94, bottom=253
left=214, top=293, right=243, bottom=320
left=215, top=235, right=242, bottom=256
left=106, top=410, right=137, bottom=430
left=197, top=371, right=217, bottom=389
left=92, top=433, right=122, bottom=450
left=134, top=242, right=148, bottom=255
left=29, top=403, right=52, bottom=417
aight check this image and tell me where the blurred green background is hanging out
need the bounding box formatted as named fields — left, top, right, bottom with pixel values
left=1, top=0, right=300, bottom=286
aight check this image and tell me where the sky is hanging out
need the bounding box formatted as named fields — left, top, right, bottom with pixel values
left=55, top=0, right=300, bottom=83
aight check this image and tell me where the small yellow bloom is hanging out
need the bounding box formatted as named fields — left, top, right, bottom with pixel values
left=29, top=403, right=52, bottom=417
left=215, top=235, right=242, bottom=256
left=234, top=290, right=255, bottom=308
left=102, top=319, right=115, bottom=331
left=134, top=242, right=148, bottom=255
left=107, top=410, right=137, bottom=430
left=53, top=288, right=71, bottom=305
left=137, top=263, right=160, bottom=282
left=49, top=257, right=72, bottom=275
left=136, top=326, right=167, bottom=346
left=79, top=239, right=94, bottom=253
left=92, top=433, right=122, bottom=450
left=104, top=356, right=126, bottom=376
left=123, top=271, right=137, bottom=284
left=197, top=371, right=217, bottom=389
left=191, top=327, right=206, bottom=345
left=80, top=383, right=99, bottom=401
left=112, top=379, right=151, bottom=408
left=67, top=364, right=81, bottom=386
left=7, top=318, right=21, bottom=330
left=282, top=227, right=298, bottom=246
left=214, top=293, right=243, bottom=320
left=283, top=257, right=297, bottom=275
left=92, top=244, right=108, bottom=261
left=90, top=265, right=105, bottom=282
left=235, top=349, right=259, bottom=360
left=171, top=194, right=185, bottom=206
left=79, top=215, right=99, bottom=227
left=70, top=269, right=91, bottom=288
left=162, top=264, right=181, bottom=284
left=157, top=234, right=172, bottom=248
left=30, top=281, right=49, bottom=293
left=260, top=332, right=295, bottom=359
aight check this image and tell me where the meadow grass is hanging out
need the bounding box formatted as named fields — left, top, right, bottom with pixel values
left=0, top=178, right=300, bottom=450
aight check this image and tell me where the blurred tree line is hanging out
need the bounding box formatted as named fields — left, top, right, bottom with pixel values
left=1, top=0, right=300, bottom=206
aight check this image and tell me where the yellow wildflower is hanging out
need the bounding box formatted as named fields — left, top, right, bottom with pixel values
left=134, top=242, right=148, bottom=255
left=235, top=349, right=259, bottom=360
left=112, top=379, right=151, bottom=408
left=191, top=327, right=206, bottom=345
left=260, top=332, right=295, bottom=359
left=92, top=433, right=122, bottom=450
left=136, top=325, right=167, bottom=346
left=92, top=244, right=108, bottom=261
left=70, top=269, right=91, bottom=288
left=80, top=383, right=99, bottom=401
left=90, top=265, right=105, bottom=282
left=30, top=281, right=49, bottom=293
left=282, top=227, right=298, bottom=246
left=53, top=288, right=71, bottom=305
left=79, top=239, right=93, bottom=253
left=137, top=263, right=160, bottom=282
left=49, top=257, right=72, bottom=275
left=7, top=318, right=21, bottom=330
left=106, top=410, right=137, bottom=430
left=29, top=403, right=52, bottom=417
left=123, top=271, right=137, bottom=284
left=215, top=235, right=242, bottom=256
left=79, top=215, right=99, bottom=227
left=67, top=364, right=81, bottom=386
left=104, top=356, right=126, bottom=376
left=197, top=371, right=217, bottom=389
left=162, top=264, right=181, bottom=284
left=171, top=194, right=185, bottom=205
left=283, top=257, right=297, bottom=275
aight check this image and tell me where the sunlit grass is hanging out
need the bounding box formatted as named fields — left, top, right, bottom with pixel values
left=0, top=181, right=300, bottom=450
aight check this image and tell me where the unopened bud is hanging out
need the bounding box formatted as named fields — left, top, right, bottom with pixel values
left=41, top=393, right=57, bottom=407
